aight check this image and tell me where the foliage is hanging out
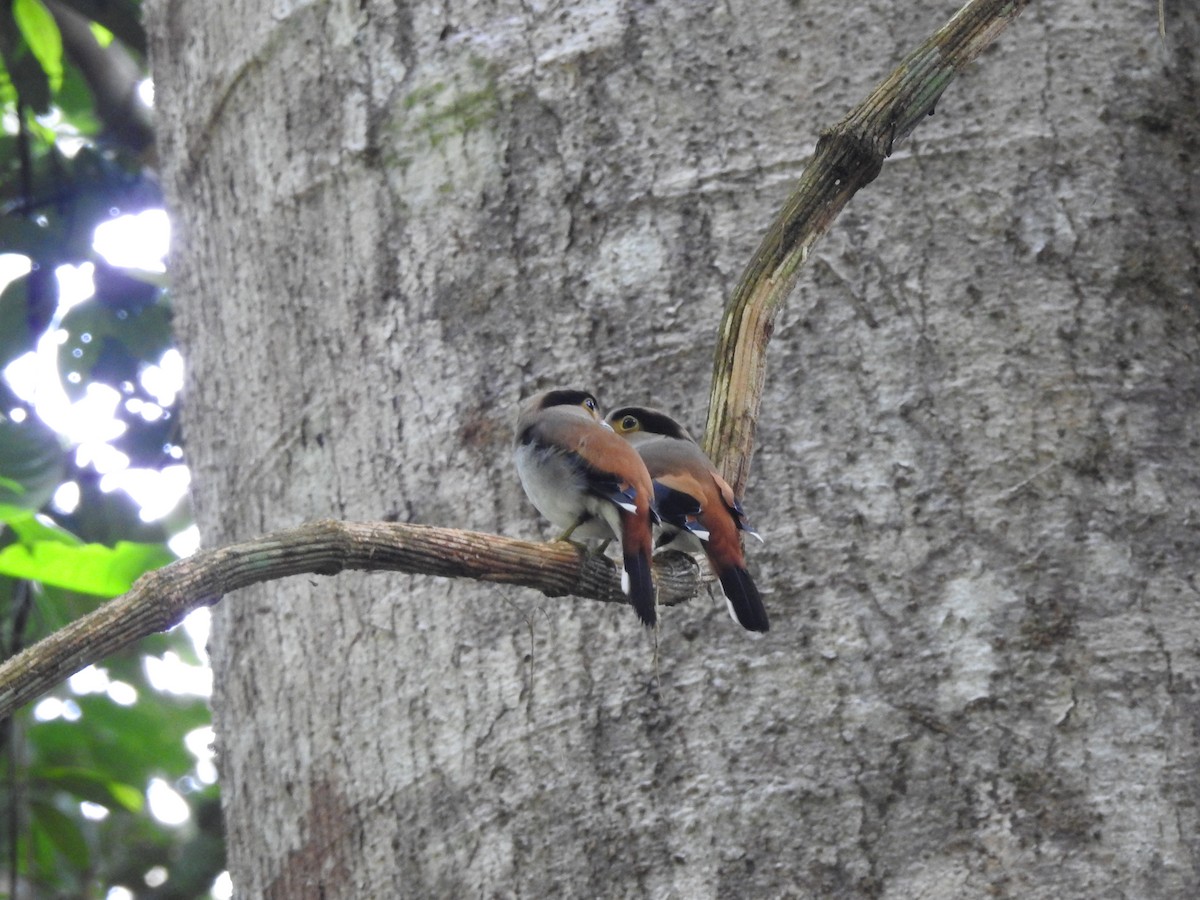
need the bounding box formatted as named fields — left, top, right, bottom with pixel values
left=0, top=1, right=225, bottom=896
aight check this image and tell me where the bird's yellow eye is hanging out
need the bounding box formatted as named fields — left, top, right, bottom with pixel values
left=620, top=416, right=639, bottom=432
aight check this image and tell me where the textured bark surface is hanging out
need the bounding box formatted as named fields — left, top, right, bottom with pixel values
left=147, top=0, right=1200, bottom=896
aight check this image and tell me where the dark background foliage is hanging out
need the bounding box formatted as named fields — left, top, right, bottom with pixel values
left=0, top=1, right=223, bottom=896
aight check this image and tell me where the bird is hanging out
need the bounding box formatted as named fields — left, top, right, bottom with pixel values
left=514, top=388, right=658, bottom=627
left=605, top=405, right=769, bottom=633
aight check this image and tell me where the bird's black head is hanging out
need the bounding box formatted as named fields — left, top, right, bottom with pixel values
left=538, top=388, right=601, bottom=415
left=606, top=406, right=696, bottom=442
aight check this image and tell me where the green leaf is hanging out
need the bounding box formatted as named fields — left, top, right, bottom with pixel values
left=0, top=276, right=35, bottom=369
left=58, top=298, right=173, bottom=401
left=56, top=0, right=147, bottom=57
left=28, top=811, right=62, bottom=886
left=0, top=6, right=50, bottom=112
left=32, top=693, right=208, bottom=779
left=55, top=58, right=102, bottom=133
left=34, top=765, right=144, bottom=812
left=0, top=413, right=65, bottom=511
left=0, top=217, right=56, bottom=260
left=30, top=800, right=92, bottom=869
left=0, top=53, right=16, bottom=107
left=89, top=22, right=114, bottom=49
left=0, top=264, right=54, bottom=376
left=13, top=0, right=63, bottom=93
left=0, top=539, right=171, bottom=596
left=0, top=505, right=83, bottom=545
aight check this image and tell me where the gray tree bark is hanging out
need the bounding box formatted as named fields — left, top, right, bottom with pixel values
left=146, top=0, right=1200, bottom=896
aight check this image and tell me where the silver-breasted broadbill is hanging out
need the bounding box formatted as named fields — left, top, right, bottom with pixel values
left=606, top=406, right=768, bottom=633
left=515, top=389, right=658, bottom=627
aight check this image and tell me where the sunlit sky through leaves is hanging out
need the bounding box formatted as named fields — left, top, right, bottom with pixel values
left=2, top=210, right=214, bottom=694
left=4, top=61, right=231, bottom=897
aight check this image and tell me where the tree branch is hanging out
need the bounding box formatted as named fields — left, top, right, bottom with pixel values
left=703, top=0, right=1032, bottom=495
left=53, top=0, right=146, bottom=58
left=47, top=0, right=154, bottom=156
left=0, top=0, right=1036, bottom=720
left=0, top=521, right=705, bottom=719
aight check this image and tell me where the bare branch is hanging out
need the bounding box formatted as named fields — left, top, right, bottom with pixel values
left=0, top=521, right=704, bottom=719
left=704, top=0, right=1032, bottom=495
left=53, top=0, right=146, bottom=57
left=0, top=0, right=1038, bottom=720
left=47, top=0, right=154, bottom=155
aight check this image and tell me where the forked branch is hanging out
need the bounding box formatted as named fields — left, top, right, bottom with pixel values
left=0, top=0, right=1032, bottom=718
left=704, top=0, right=1032, bottom=494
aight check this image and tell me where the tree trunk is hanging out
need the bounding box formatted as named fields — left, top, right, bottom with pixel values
left=146, top=0, right=1200, bottom=896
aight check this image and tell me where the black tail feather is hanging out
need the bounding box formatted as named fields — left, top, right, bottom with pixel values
left=623, top=551, right=657, bottom=627
left=717, top=566, right=769, bottom=633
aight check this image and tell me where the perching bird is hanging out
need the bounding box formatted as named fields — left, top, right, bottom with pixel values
left=606, top=406, right=769, bottom=633
left=514, top=389, right=658, bottom=627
